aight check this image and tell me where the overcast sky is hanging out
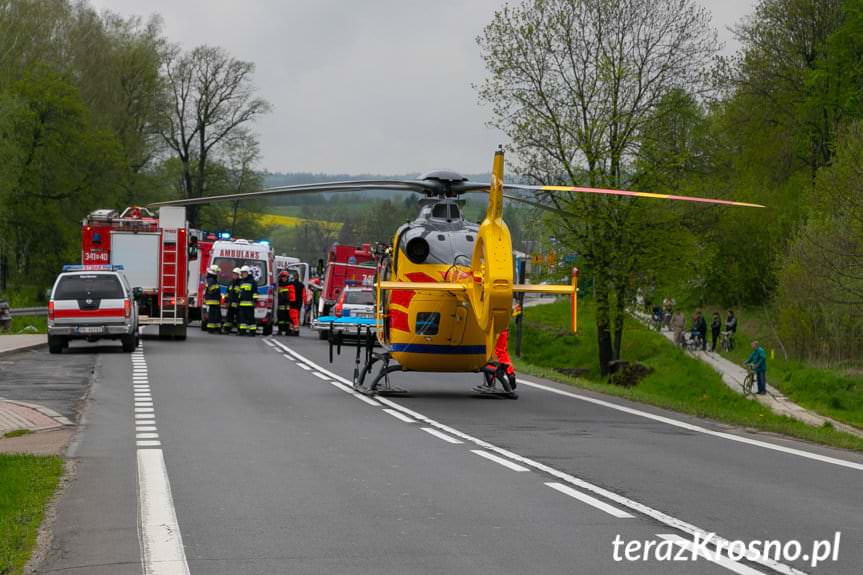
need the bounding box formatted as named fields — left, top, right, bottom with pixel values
left=91, top=0, right=756, bottom=175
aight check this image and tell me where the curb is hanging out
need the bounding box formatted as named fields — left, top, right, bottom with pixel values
left=0, top=339, right=47, bottom=356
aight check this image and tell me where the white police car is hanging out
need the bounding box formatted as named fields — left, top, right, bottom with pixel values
left=47, top=265, right=140, bottom=354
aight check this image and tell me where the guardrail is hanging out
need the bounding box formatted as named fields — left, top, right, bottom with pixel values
left=9, top=306, right=48, bottom=316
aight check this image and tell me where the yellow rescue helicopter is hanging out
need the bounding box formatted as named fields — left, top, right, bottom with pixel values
left=151, top=148, right=762, bottom=398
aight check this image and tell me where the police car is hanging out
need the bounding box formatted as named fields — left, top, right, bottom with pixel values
left=47, top=265, right=140, bottom=354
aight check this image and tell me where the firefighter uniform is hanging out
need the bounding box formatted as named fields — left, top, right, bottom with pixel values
left=238, top=270, right=258, bottom=336
left=204, top=272, right=222, bottom=333
left=223, top=269, right=241, bottom=333
left=289, top=277, right=305, bottom=334
left=276, top=273, right=291, bottom=335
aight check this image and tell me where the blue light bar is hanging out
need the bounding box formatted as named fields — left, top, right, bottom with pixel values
left=219, top=232, right=232, bottom=239
left=62, top=264, right=125, bottom=272
left=257, top=240, right=270, bottom=245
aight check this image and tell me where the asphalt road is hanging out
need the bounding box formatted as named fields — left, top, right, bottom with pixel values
left=34, top=327, right=863, bottom=575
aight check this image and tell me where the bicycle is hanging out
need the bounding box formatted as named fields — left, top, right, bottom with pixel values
left=741, top=363, right=755, bottom=396
left=720, top=330, right=734, bottom=352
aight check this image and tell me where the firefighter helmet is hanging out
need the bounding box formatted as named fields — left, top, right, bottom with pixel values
left=279, top=270, right=289, bottom=279
left=232, top=267, right=241, bottom=274
left=208, top=264, right=220, bottom=274
left=240, top=265, right=251, bottom=273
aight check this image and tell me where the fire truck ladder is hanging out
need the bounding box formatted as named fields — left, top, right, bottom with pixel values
left=159, top=232, right=182, bottom=325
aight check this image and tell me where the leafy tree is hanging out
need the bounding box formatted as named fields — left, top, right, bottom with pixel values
left=159, top=45, right=270, bottom=226
left=478, top=0, right=718, bottom=373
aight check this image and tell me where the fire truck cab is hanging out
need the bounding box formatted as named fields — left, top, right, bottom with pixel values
left=81, top=206, right=190, bottom=339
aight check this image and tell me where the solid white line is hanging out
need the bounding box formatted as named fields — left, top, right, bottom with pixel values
left=519, top=379, right=863, bottom=472
left=267, top=338, right=806, bottom=575
left=545, top=482, right=633, bottom=518
left=383, top=408, right=416, bottom=423
left=137, top=426, right=158, bottom=432
left=137, top=440, right=161, bottom=447
left=137, top=449, right=189, bottom=575
left=137, top=433, right=159, bottom=439
left=311, top=372, right=331, bottom=381
left=421, top=427, right=463, bottom=444
left=657, top=534, right=767, bottom=575
left=472, top=449, right=530, bottom=472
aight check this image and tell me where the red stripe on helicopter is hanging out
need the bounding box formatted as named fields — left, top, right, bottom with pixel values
left=390, top=290, right=415, bottom=308
left=389, top=309, right=410, bottom=332
left=406, top=272, right=438, bottom=283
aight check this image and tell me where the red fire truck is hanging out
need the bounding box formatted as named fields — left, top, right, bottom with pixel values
left=317, top=243, right=376, bottom=318
left=81, top=206, right=191, bottom=339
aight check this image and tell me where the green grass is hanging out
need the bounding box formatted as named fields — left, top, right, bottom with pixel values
left=2, top=430, right=32, bottom=439
left=670, top=305, right=863, bottom=430
left=5, top=316, right=47, bottom=335
left=0, top=454, right=63, bottom=575
left=514, top=300, right=863, bottom=452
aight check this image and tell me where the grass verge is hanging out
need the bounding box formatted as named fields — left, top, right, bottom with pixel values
left=0, top=454, right=63, bottom=575
left=514, top=300, right=863, bottom=452
left=668, top=305, right=863, bottom=430
left=7, top=316, right=47, bottom=335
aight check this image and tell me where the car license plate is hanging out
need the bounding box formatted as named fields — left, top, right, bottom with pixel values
left=78, top=326, right=104, bottom=334
left=254, top=308, right=266, bottom=319
left=356, top=312, right=373, bottom=319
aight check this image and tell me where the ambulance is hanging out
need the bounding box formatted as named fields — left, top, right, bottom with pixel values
left=203, top=239, right=275, bottom=334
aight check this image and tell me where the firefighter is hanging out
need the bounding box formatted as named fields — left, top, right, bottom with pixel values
left=288, top=271, right=305, bottom=335
left=238, top=265, right=258, bottom=336
left=276, top=270, right=291, bottom=335
left=223, top=267, right=241, bottom=333
left=204, top=264, right=223, bottom=333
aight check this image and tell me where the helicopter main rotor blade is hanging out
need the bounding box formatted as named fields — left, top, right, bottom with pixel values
left=502, top=183, right=765, bottom=208
left=148, top=180, right=436, bottom=208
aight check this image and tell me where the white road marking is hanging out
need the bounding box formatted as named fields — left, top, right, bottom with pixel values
left=421, top=427, right=463, bottom=444
left=135, top=407, right=155, bottom=414
left=269, top=340, right=807, bottom=575
left=311, top=372, right=331, bottom=381
left=135, top=394, right=153, bottom=399
left=657, top=534, right=767, bottom=575
left=135, top=402, right=154, bottom=407
left=383, top=408, right=416, bottom=423
left=135, top=413, right=155, bottom=420
left=352, top=392, right=382, bottom=407
left=137, top=449, right=189, bottom=575
left=472, top=450, right=530, bottom=472
left=518, top=379, right=863, bottom=472
left=137, top=440, right=161, bottom=447
left=137, top=426, right=158, bottom=432
left=296, top=363, right=311, bottom=370
left=545, top=482, right=633, bottom=518
left=137, top=433, right=159, bottom=439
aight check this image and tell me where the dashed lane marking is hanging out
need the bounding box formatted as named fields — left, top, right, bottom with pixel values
left=383, top=408, right=416, bottom=424
left=267, top=338, right=807, bottom=575
left=545, top=482, right=633, bottom=519
left=472, top=450, right=530, bottom=472
left=137, top=433, right=160, bottom=439
left=421, top=427, right=463, bottom=444
left=311, top=372, right=331, bottom=381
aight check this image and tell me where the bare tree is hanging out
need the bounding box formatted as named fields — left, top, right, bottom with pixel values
left=478, top=0, right=718, bottom=373
left=159, top=44, right=270, bottom=225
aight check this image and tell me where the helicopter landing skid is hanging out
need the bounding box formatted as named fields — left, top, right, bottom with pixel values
left=351, top=327, right=406, bottom=396
left=475, top=363, right=518, bottom=399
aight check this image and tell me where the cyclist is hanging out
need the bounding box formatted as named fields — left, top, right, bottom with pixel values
left=744, top=340, right=768, bottom=395
left=662, top=296, right=674, bottom=330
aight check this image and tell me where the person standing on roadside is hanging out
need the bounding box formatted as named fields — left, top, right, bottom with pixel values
left=672, top=310, right=686, bottom=346
left=238, top=266, right=258, bottom=336
left=695, top=310, right=707, bottom=351
left=725, top=309, right=738, bottom=350
left=223, top=267, right=241, bottom=334
left=745, top=340, right=768, bottom=394
left=276, top=271, right=291, bottom=335
left=289, top=272, right=305, bottom=335
left=710, top=311, right=722, bottom=351
left=204, top=264, right=223, bottom=333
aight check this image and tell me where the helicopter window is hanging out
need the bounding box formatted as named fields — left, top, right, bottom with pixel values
left=432, top=204, right=449, bottom=219
left=437, top=234, right=445, bottom=241
left=449, top=204, right=461, bottom=219
left=465, top=235, right=474, bottom=242
left=405, top=237, right=430, bottom=264
left=415, top=312, right=440, bottom=335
